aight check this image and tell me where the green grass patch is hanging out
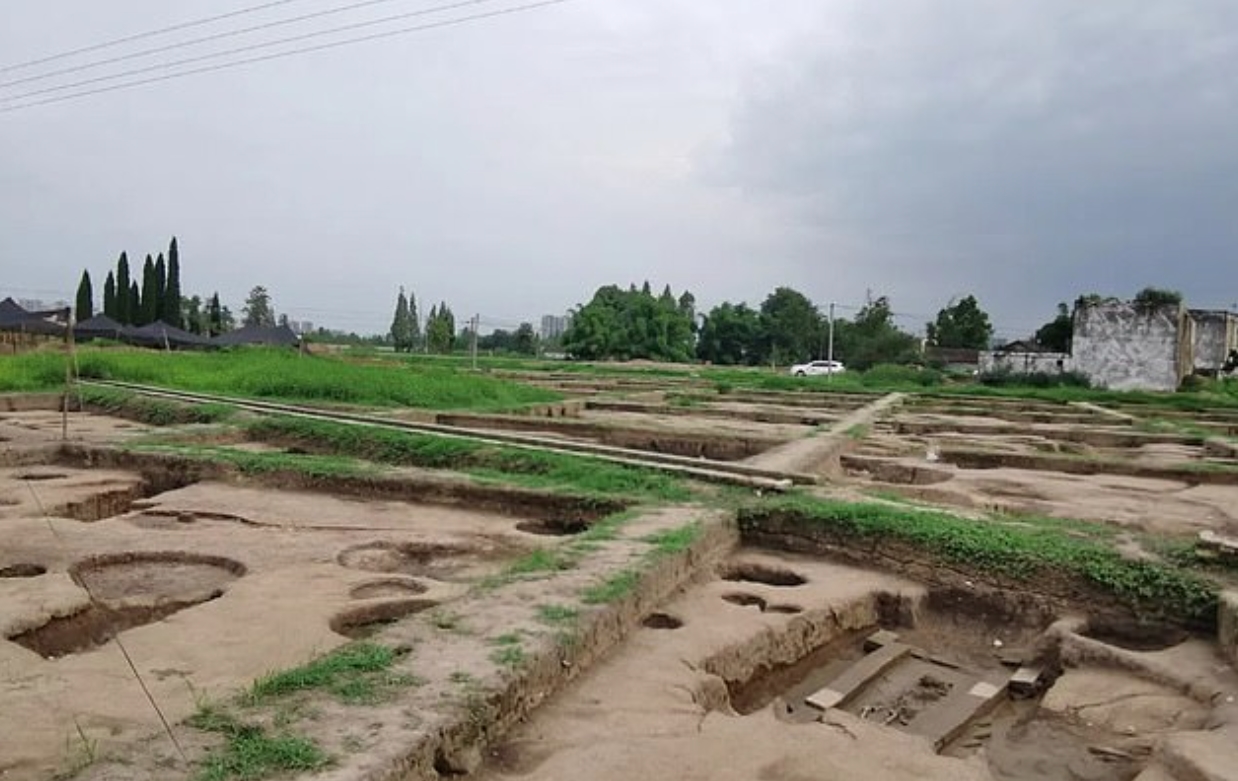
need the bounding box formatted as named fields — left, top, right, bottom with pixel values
left=189, top=706, right=328, bottom=781
left=581, top=568, right=641, bottom=605
left=79, top=385, right=236, bottom=425
left=246, top=642, right=413, bottom=706
left=127, top=442, right=377, bottom=480
left=641, top=522, right=702, bottom=557
left=244, top=415, right=691, bottom=501
left=843, top=423, right=871, bottom=440
left=0, top=347, right=560, bottom=411
left=741, top=496, right=1219, bottom=625
left=488, top=634, right=527, bottom=670
left=535, top=604, right=580, bottom=625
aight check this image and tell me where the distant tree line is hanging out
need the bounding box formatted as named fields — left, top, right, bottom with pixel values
left=75, top=237, right=243, bottom=337
left=388, top=288, right=461, bottom=354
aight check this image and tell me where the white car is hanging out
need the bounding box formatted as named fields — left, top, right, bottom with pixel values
left=789, top=359, right=845, bottom=377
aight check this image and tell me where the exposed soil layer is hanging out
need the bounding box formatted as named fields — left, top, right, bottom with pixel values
left=515, top=518, right=589, bottom=536
left=436, top=412, right=782, bottom=460
left=1081, top=616, right=1189, bottom=652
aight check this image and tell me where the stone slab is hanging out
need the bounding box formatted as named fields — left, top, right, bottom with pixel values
left=805, top=642, right=911, bottom=712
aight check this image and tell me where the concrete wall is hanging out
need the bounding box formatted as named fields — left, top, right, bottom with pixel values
left=1190, top=310, right=1238, bottom=373
left=1072, top=303, right=1187, bottom=391
left=1221, top=591, right=1238, bottom=666
left=978, top=351, right=1072, bottom=375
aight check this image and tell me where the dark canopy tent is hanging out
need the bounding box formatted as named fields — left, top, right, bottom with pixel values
left=0, top=297, right=66, bottom=336
left=123, top=321, right=214, bottom=350
left=212, top=324, right=302, bottom=348
left=73, top=314, right=127, bottom=342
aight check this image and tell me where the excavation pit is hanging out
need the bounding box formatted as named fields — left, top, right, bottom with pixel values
left=0, top=563, right=46, bottom=578
left=515, top=518, right=590, bottom=536
left=350, top=578, right=430, bottom=599
left=337, top=541, right=480, bottom=580
left=642, top=612, right=684, bottom=629
left=1080, top=616, right=1189, bottom=652
left=720, top=562, right=807, bottom=587
left=69, top=551, right=246, bottom=608
left=330, top=598, right=440, bottom=639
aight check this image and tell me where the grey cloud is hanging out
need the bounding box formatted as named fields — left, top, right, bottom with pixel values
left=707, top=1, right=1238, bottom=329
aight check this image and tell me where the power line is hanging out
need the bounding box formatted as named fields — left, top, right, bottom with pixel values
left=0, top=0, right=456, bottom=90
left=0, top=0, right=310, bottom=75
left=0, top=0, right=568, bottom=113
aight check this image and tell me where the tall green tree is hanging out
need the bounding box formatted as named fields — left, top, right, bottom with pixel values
left=562, top=283, right=696, bottom=362
left=1034, top=303, right=1073, bottom=352
left=513, top=322, right=538, bottom=355
left=407, top=290, right=421, bottom=351
left=115, top=252, right=132, bottom=324
left=128, top=282, right=140, bottom=324
left=697, top=302, right=761, bottom=365
left=183, top=295, right=204, bottom=335
left=138, top=255, right=158, bottom=325
left=154, top=253, right=167, bottom=323
left=102, top=271, right=117, bottom=319
left=75, top=270, right=93, bottom=322
left=834, top=296, right=920, bottom=369
left=165, top=237, right=182, bottom=328
left=757, top=287, right=822, bottom=366
left=926, top=295, right=993, bottom=349
left=242, top=286, right=275, bottom=327
left=207, top=293, right=225, bottom=336
left=389, top=288, right=412, bottom=351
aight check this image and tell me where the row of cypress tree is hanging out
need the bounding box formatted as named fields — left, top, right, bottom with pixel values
left=74, top=238, right=183, bottom=328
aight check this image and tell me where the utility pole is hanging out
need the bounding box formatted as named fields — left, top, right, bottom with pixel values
left=827, top=302, right=836, bottom=383
left=470, top=314, right=479, bottom=370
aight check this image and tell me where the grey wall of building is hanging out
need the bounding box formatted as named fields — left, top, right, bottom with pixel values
left=1072, top=303, right=1186, bottom=391
left=978, top=351, right=1073, bottom=375
left=1190, top=310, right=1238, bottom=373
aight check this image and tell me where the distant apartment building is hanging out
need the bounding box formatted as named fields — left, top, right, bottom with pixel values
left=18, top=298, right=69, bottom=314
left=539, top=312, right=572, bottom=342
left=285, top=320, right=314, bottom=336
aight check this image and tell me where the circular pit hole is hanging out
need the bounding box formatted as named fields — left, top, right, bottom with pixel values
left=1081, top=616, right=1188, bottom=652
left=515, top=519, right=589, bottom=536
left=642, top=612, right=683, bottom=629
left=1, top=563, right=47, bottom=578
left=721, top=563, right=807, bottom=587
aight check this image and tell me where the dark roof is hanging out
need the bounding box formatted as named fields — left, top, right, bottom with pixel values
left=74, top=314, right=127, bottom=339
left=0, top=298, right=66, bottom=335
left=212, top=324, right=301, bottom=347
left=0, top=297, right=27, bottom=323
left=124, top=321, right=213, bottom=349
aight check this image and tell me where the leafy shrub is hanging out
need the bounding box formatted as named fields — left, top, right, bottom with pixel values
left=977, top=370, right=1091, bottom=389
left=861, top=364, right=944, bottom=388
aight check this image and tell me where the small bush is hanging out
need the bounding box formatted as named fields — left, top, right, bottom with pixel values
left=861, top=364, right=944, bottom=388
left=976, top=370, right=1091, bottom=389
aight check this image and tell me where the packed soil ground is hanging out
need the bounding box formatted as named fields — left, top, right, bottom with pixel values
left=2, top=379, right=1238, bottom=781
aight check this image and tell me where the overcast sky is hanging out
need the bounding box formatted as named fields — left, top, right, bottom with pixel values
left=2, top=1, right=1235, bottom=338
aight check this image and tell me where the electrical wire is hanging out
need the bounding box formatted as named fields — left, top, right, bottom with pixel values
left=0, top=0, right=310, bottom=74
left=0, top=0, right=564, bottom=110
left=0, top=0, right=465, bottom=90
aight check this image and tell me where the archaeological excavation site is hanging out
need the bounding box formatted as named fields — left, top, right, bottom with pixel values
left=2, top=372, right=1237, bottom=781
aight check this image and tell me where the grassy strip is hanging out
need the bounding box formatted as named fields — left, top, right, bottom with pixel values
left=79, top=385, right=237, bottom=425
left=190, top=708, right=328, bottom=781
left=127, top=443, right=378, bottom=480
left=740, top=496, right=1219, bottom=624
left=247, top=642, right=414, bottom=706
left=244, top=415, right=691, bottom=501
left=0, top=347, right=560, bottom=410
